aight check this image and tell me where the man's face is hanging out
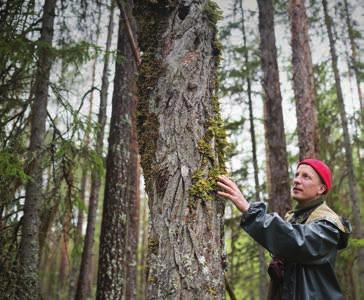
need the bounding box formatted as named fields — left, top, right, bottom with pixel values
left=291, top=164, right=326, bottom=203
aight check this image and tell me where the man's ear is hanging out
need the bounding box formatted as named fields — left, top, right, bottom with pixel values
left=318, top=184, right=327, bottom=195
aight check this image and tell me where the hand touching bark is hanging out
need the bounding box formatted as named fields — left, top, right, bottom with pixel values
left=217, top=175, right=250, bottom=213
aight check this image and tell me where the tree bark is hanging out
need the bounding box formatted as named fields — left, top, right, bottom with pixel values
left=96, top=1, right=137, bottom=298
left=257, top=0, right=291, bottom=217
left=125, top=155, right=140, bottom=300
left=322, top=0, right=364, bottom=291
left=75, top=3, right=114, bottom=300
left=135, top=0, right=226, bottom=298
left=16, top=0, right=56, bottom=297
left=288, top=0, right=319, bottom=160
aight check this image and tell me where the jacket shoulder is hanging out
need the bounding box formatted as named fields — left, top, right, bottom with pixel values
left=306, top=202, right=345, bottom=232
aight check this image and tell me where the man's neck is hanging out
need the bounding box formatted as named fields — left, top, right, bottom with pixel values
left=295, top=197, right=323, bottom=211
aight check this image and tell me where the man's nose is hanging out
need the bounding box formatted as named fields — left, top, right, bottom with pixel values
left=293, top=177, right=301, bottom=185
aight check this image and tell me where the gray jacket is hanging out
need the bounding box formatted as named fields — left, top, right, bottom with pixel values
left=240, top=201, right=351, bottom=300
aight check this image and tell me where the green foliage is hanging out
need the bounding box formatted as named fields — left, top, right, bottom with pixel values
left=55, top=41, right=101, bottom=68
left=349, top=238, right=364, bottom=249
left=0, top=151, right=30, bottom=185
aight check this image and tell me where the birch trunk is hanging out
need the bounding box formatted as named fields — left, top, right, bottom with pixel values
left=135, top=0, right=227, bottom=298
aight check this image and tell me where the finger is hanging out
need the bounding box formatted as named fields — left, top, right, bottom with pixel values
left=217, top=181, right=234, bottom=194
left=217, top=191, right=233, bottom=200
left=217, top=175, right=235, bottom=187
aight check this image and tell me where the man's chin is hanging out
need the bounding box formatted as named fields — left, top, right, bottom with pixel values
left=291, top=192, right=299, bottom=200
left=292, top=194, right=305, bottom=202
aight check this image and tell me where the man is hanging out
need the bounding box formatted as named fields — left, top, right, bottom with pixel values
left=217, top=158, right=351, bottom=300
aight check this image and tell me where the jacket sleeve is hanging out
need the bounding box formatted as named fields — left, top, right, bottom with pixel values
left=240, top=202, right=341, bottom=264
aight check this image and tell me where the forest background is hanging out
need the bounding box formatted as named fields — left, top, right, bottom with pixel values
left=0, top=0, right=363, bottom=299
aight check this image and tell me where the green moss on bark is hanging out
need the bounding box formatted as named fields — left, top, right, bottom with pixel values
left=188, top=1, right=228, bottom=208
left=202, top=0, right=223, bottom=25
left=134, top=1, right=175, bottom=191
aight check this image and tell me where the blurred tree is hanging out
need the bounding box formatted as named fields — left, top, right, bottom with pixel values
left=322, top=0, right=364, bottom=293
left=342, top=0, right=363, bottom=122
left=75, top=2, right=114, bottom=299
left=288, top=0, right=319, bottom=159
left=16, top=0, right=57, bottom=298
left=96, top=0, right=138, bottom=298
left=257, top=0, right=291, bottom=217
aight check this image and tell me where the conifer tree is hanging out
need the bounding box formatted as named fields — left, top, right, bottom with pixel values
left=257, top=0, right=291, bottom=216
left=17, top=0, right=57, bottom=297
left=96, top=0, right=138, bottom=298
left=288, top=0, right=319, bottom=159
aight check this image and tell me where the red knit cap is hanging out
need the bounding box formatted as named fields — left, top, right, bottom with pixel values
left=297, top=159, right=332, bottom=194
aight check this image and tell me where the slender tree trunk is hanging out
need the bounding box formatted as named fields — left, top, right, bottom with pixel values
left=96, top=1, right=137, bottom=298
left=68, top=167, right=87, bottom=297
left=321, top=0, right=361, bottom=239
left=59, top=232, right=69, bottom=291
left=322, top=0, right=364, bottom=291
left=135, top=0, right=226, bottom=298
left=288, top=0, right=319, bottom=160
left=342, top=0, right=364, bottom=208
left=343, top=0, right=363, bottom=121
left=75, top=3, right=114, bottom=300
left=69, top=7, right=102, bottom=298
left=257, top=0, right=291, bottom=217
left=16, top=0, right=56, bottom=297
left=238, top=0, right=267, bottom=298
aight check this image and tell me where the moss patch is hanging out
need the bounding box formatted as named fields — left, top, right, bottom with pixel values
left=188, top=1, right=228, bottom=208
left=134, top=1, right=175, bottom=192
left=202, top=0, right=223, bottom=25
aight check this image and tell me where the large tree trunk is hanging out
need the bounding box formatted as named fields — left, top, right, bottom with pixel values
left=16, top=0, right=56, bottom=297
left=288, top=0, right=319, bottom=160
left=95, top=1, right=138, bottom=298
left=238, top=0, right=267, bottom=298
left=75, top=3, right=114, bottom=300
left=322, top=0, right=364, bottom=291
left=135, top=0, right=226, bottom=298
left=257, top=0, right=291, bottom=217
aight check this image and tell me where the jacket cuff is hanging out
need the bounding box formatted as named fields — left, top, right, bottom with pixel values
left=240, top=201, right=266, bottom=226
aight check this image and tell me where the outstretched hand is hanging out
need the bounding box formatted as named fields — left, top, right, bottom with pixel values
left=217, top=175, right=250, bottom=213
